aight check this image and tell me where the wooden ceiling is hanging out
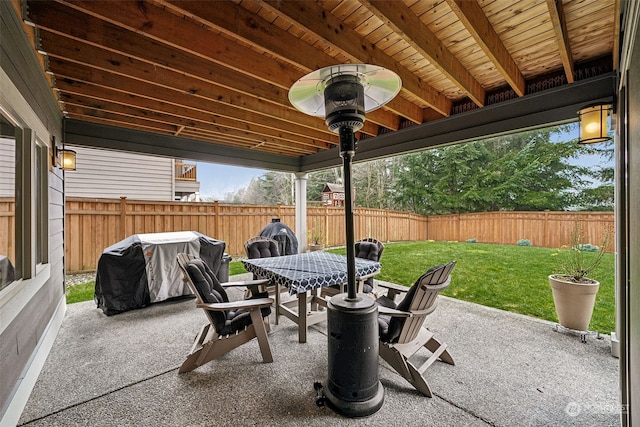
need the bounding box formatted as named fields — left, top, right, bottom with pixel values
left=20, top=0, right=618, bottom=164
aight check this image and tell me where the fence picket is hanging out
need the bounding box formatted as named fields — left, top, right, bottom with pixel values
left=0, top=197, right=612, bottom=273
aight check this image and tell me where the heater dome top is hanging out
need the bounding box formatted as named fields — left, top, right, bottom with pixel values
left=288, top=64, right=401, bottom=118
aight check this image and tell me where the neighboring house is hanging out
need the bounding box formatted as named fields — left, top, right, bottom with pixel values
left=321, top=183, right=346, bottom=207
left=64, top=145, right=200, bottom=201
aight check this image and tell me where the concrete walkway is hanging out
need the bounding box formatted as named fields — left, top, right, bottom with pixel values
left=18, top=279, right=620, bottom=426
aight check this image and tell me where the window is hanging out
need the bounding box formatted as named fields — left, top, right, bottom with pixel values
left=0, top=114, right=17, bottom=290
left=35, top=139, right=48, bottom=265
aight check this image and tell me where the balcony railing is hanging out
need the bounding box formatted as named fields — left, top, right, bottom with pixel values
left=175, top=161, right=197, bottom=181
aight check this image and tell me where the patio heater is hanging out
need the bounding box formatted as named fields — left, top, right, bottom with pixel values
left=289, top=64, right=401, bottom=417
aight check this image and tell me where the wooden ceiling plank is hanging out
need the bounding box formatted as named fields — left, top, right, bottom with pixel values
left=178, top=126, right=310, bottom=154
left=38, top=31, right=338, bottom=144
left=611, top=0, right=620, bottom=69
left=159, top=0, right=332, bottom=76
left=55, top=0, right=401, bottom=135
left=159, top=1, right=420, bottom=125
left=65, top=108, right=179, bottom=133
left=49, top=58, right=335, bottom=148
left=60, top=91, right=325, bottom=153
left=69, top=107, right=307, bottom=156
left=28, top=4, right=303, bottom=118
left=56, top=0, right=394, bottom=132
left=546, top=0, right=575, bottom=83
left=261, top=0, right=451, bottom=117
left=362, top=0, right=486, bottom=107
left=446, top=0, right=525, bottom=96
left=59, top=0, right=299, bottom=89
left=43, top=58, right=334, bottom=141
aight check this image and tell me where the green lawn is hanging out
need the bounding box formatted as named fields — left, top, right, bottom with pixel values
left=327, top=241, right=615, bottom=334
left=66, top=241, right=615, bottom=333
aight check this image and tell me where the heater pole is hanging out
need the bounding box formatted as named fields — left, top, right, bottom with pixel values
left=339, top=126, right=357, bottom=300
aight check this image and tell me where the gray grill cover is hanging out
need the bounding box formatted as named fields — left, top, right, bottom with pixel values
left=259, top=218, right=298, bottom=255
left=95, top=231, right=225, bottom=315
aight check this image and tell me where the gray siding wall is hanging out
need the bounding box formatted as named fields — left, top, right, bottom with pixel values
left=0, top=2, right=65, bottom=422
left=622, top=9, right=640, bottom=424
left=64, top=146, right=174, bottom=201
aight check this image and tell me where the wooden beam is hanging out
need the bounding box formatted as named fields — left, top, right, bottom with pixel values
left=54, top=78, right=332, bottom=152
left=68, top=109, right=308, bottom=156
left=159, top=0, right=422, bottom=126
left=54, top=0, right=395, bottom=132
left=546, top=0, right=574, bottom=83
left=38, top=31, right=338, bottom=145
left=446, top=0, right=525, bottom=97
left=612, top=0, right=621, bottom=70
left=362, top=0, right=486, bottom=107
left=60, top=92, right=324, bottom=154
left=260, top=0, right=451, bottom=117
left=48, top=56, right=339, bottom=142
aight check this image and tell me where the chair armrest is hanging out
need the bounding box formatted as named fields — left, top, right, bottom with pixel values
left=377, top=282, right=409, bottom=300
left=196, top=298, right=273, bottom=311
left=221, top=279, right=269, bottom=288
left=356, top=271, right=379, bottom=282
left=377, top=305, right=412, bottom=318
left=377, top=282, right=409, bottom=293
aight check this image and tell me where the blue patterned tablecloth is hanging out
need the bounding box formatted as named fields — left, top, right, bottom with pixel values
left=242, top=251, right=381, bottom=295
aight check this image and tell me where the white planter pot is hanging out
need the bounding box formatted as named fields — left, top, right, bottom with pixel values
left=548, top=274, right=599, bottom=331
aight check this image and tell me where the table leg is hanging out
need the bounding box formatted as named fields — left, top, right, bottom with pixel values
left=275, top=283, right=281, bottom=325
left=298, top=291, right=307, bottom=343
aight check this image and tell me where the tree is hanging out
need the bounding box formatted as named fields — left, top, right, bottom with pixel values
left=229, top=172, right=293, bottom=204
left=391, top=126, right=595, bottom=214
left=572, top=140, right=615, bottom=210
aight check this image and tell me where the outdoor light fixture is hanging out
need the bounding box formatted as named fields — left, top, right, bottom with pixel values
left=57, top=147, right=77, bottom=171
left=578, top=104, right=612, bottom=144
left=289, top=64, right=401, bottom=418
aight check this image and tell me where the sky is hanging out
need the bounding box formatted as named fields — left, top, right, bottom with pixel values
left=195, top=123, right=613, bottom=200
left=197, top=163, right=265, bottom=200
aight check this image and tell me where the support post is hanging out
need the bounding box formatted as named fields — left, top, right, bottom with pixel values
left=294, top=172, right=308, bottom=253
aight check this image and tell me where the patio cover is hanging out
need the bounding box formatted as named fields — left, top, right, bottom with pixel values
left=94, top=231, right=225, bottom=315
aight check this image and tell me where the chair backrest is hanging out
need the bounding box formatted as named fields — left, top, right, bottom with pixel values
left=355, top=238, right=384, bottom=293
left=357, top=237, right=384, bottom=260
left=177, top=253, right=229, bottom=331
left=392, top=261, right=456, bottom=344
left=244, top=236, right=281, bottom=259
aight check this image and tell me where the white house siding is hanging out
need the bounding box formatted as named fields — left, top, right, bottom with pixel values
left=0, top=138, right=14, bottom=197
left=0, top=3, right=65, bottom=424
left=64, top=146, right=174, bottom=201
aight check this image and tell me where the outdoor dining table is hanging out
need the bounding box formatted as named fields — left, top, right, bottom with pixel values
left=242, top=251, right=381, bottom=343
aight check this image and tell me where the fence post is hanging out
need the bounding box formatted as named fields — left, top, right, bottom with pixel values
left=120, top=197, right=127, bottom=239
left=544, top=211, right=549, bottom=248
left=386, top=210, right=390, bottom=242
left=214, top=200, right=220, bottom=238
left=324, top=205, right=329, bottom=246
left=277, top=203, right=282, bottom=219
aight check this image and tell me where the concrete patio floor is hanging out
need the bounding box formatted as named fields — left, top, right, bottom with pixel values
left=18, top=277, right=620, bottom=426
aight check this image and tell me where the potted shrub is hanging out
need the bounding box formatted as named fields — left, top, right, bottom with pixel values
left=308, top=223, right=324, bottom=252
left=548, top=222, right=611, bottom=331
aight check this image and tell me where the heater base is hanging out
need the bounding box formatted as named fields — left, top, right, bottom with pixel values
left=324, top=294, right=384, bottom=418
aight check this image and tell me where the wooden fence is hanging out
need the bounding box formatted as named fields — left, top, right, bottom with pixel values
left=64, top=197, right=429, bottom=272
left=0, top=196, right=614, bottom=273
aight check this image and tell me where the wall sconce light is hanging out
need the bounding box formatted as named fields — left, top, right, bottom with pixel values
left=57, top=147, right=77, bottom=171
left=578, top=104, right=612, bottom=144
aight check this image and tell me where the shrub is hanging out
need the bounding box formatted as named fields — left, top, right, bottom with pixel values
left=575, top=243, right=599, bottom=252
left=517, top=239, right=532, bottom=246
